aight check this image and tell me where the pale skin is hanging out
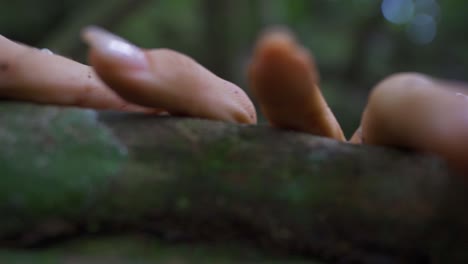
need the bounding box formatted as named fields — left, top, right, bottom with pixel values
left=0, top=34, right=151, bottom=112
left=1, top=27, right=467, bottom=173
left=0, top=27, right=256, bottom=124
left=356, top=73, right=468, bottom=173
left=249, top=30, right=468, bottom=174
left=248, top=29, right=345, bottom=140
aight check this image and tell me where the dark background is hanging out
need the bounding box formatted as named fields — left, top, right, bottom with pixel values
left=1, top=0, right=467, bottom=136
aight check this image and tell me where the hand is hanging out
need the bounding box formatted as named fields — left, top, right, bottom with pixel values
left=248, top=28, right=345, bottom=141
left=0, top=28, right=257, bottom=124
left=2, top=27, right=467, bottom=173
left=82, top=27, right=256, bottom=124
left=248, top=29, right=468, bottom=174
left=0, top=34, right=151, bottom=112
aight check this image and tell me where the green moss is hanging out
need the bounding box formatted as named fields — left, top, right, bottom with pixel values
left=0, top=103, right=126, bottom=231
left=0, top=103, right=461, bottom=262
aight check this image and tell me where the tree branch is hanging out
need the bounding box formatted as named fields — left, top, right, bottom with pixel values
left=0, top=102, right=466, bottom=263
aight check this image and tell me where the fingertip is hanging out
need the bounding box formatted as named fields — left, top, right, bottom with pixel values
left=237, top=97, right=258, bottom=124
left=81, top=26, right=148, bottom=71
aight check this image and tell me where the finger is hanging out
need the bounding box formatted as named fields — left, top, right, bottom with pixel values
left=349, top=126, right=363, bottom=144
left=360, top=72, right=468, bottom=173
left=0, top=35, right=155, bottom=112
left=248, top=28, right=345, bottom=140
left=81, top=26, right=257, bottom=124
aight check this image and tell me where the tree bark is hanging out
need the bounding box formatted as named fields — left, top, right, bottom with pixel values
left=0, top=102, right=466, bottom=263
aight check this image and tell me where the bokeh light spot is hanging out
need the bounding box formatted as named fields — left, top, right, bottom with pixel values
left=381, top=0, right=415, bottom=24
left=406, top=14, right=437, bottom=45
left=414, top=0, right=440, bottom=19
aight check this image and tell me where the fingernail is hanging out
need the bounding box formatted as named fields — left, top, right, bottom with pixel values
left=40, top=48, right=54, bottom=55
left=81, top=26, right=148, bottom=70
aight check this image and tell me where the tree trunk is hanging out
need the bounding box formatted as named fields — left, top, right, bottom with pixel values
left=201, top=0, right=232, bottom=79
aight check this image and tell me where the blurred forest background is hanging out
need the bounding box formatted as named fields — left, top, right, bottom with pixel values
left=1, top=0, right=467, bottom=136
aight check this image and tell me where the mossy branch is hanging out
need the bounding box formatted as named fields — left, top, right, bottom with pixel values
left=0, top=102, right=466, bottom=263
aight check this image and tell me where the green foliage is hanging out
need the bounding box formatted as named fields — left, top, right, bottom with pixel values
left=120, top=0, right=202, bottom=56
